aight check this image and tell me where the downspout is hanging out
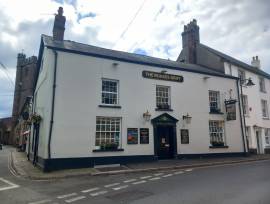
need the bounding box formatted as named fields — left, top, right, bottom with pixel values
left=236, top=79, right=247, bottom=155
left=48, top=50, right=58, bottom=159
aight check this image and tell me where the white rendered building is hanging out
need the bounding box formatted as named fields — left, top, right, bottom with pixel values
left=28, top=9, right=247, bottom=171
left=178, top=19, right=270, bottom=154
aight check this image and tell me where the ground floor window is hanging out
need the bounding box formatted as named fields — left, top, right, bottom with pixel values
left=209, top=120, right=225, bottom=146
left=265, top=128, right=270, bottom=146
left=95, top=117, right=121, bottom=148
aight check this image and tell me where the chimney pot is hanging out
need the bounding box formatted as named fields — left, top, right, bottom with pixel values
left=53, top=7, right=66, bottom=41
left=251, top=55, right=261, bottom=69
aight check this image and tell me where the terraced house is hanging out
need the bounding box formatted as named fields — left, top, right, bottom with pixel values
left=28, top=8, right=248, bottom=171
left=178, top=19, right=270, bottom=154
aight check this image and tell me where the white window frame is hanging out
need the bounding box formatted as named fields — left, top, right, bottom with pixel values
left=261, top=99, right=269, bottom=118
left=209, top=90, right=220, bottom=112
left=209, top=120, right=225, bottom=146
left=156, top=85, right=171, bottom=109
left=265, top=129, right=270, bottom=146
left=242, top=95, right=249, bottom=116
left=259, top=77, right=266, bottom=93
left=101, top=79, right=119, bottom=105
left=95, top=117, right=121, bottom=147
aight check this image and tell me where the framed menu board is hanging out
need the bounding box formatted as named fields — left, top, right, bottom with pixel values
left=127, top=128, right=138, bottom=144
left=140, top=128, right=149, bottom=144
left=181, top=129, right=189, bottom=144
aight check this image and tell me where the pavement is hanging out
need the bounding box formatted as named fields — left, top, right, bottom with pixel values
left=10, top=146, right=270, bottom=180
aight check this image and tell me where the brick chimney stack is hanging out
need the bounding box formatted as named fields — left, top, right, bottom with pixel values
left=251, top=56, right=261, bottom=69
left=53, top=7, right=66, bottom=41
left=181, top=19, right=200, bottom=63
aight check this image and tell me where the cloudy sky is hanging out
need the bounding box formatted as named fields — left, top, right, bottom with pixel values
left=0, top=0, right=270, bottom=118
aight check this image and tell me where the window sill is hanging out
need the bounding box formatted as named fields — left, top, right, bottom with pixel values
left=262, top=117, right=270, bottom=120
left=209, top=145, right=229, bottom=149
left=155, top=108, right=173, bottom=111
left=260, top=90, right=267, bottom=94
left=93, top=148, right=124, bottom=152
left=209, top=111, right=224, bottom=115
left=99, top=105, right=122, bottom=109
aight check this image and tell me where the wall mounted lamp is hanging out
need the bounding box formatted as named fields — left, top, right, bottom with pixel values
left=143, top=110, right=151, bottom=121
left=182, top=113, right=192, bottom=124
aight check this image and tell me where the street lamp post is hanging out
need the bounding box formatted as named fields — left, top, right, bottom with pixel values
left=240, top=78, right=255, bottom=155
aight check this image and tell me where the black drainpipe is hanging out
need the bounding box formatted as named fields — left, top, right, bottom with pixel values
left=236, top=79, right=247, bottom=155
left=48, top=50, right=58, bottom=159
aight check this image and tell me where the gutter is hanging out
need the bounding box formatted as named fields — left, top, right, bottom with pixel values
left=236, top=79, right=247, bottom=154
left=48, top=50, right=58, bottom=159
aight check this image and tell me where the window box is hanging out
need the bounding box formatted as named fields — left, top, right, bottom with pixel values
left=209, top=145, right=229, bottom=149
left=209, top=108, right=223, bottom=114
left=98, top=105, right=121, bottom=109
left=99, top=142, right=119, bottom=151
left=156, top=104, right=173, bottom=111
left=93, top=148, right=124, bottom=152
left=211, top=141, right=225, bottom=147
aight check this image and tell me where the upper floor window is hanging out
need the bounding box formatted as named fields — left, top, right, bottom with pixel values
left=259, top=77, right=266, bottom=93
left=261, top=99, right=269, bottom=118
left=209, top=120, right=225, bottom=147
left=238, top=69, right=246, bottom=84
left=242, top=95, right=249, bottom=116
left=156, top=85, right=171, bottom=109
left=265, top=129, right=270, bottom=146
left=228, top=64, right=232, bottom=75
left=209, top=90, right=220, bottom=113
left=102, top=79, right=119, bottom=105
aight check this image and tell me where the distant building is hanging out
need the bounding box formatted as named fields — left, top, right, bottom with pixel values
left=0, top=117, right=13, bottom=144
left=178, top=19, right=270, bottom=154
left=27, top=8, right=246, bottom=171
left=7, top=53, right=38, bottom=145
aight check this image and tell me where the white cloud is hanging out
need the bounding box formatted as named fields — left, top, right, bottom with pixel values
left=0, top=0, right=270, bottom=117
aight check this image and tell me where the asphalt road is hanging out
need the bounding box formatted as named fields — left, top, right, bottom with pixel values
left=0, top=146, right=270, bottom=204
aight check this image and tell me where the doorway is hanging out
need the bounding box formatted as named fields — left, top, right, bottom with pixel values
left=156, top=125, right=174, bottom=159
left=151, top=113, right=178, bottom=159
left=256, top=130, right=263, bottom=154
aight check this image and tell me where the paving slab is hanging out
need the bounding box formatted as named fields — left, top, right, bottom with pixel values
left=10, top=149, right=270, bottom=180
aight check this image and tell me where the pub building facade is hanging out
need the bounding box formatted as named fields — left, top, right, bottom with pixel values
left=27, top=8, right=247, bottom=171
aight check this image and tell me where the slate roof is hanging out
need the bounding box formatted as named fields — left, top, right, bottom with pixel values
left=40, top=35, right=236, bottom=79
left=199, top=43, right=270, bottom=79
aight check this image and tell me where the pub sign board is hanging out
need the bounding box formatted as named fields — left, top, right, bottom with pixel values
left=181, top=129, right=189, bottom=144
left=225, top=99, right=237, bottom=121
left=142, top=71, right=183, bottom=83
left=127, top=128, right=138, bottom=144
left=140, top=128, right=149, bottom=144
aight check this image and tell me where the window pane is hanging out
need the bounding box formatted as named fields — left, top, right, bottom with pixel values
left=95, top=117, right=121, bottom=147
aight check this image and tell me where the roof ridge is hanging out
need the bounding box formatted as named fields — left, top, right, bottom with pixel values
left=199, top=43, right=270, bottom=78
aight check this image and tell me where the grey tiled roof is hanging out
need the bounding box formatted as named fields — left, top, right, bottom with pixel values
left=199, top=43, right=270, bottom=79
left=41, top=35, right=235, bottom=78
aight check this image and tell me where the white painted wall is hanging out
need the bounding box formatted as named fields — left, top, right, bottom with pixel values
left=29, top=48, right=55, bottom=158
left=35, top=50, right=245, bottom=159
left=224, top=61, right=270, bottom=152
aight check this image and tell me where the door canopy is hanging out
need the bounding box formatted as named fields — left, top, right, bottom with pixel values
left=151, top=113, right=178, bottom=124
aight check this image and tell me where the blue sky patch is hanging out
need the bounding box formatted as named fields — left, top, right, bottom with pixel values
left=133, top=48, right=148, bottom=56
left=77, top=12, right=97, bottom=23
